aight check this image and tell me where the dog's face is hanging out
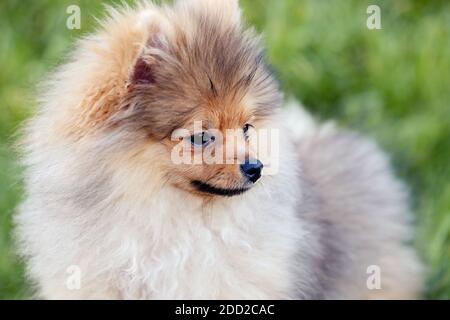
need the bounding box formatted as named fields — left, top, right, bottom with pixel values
left=76, top=0, right=282, bottom=199
left=156, top=99, right=267, bottom=197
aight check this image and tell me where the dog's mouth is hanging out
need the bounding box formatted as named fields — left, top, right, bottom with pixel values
left=191, top=180, right=251, bottom=197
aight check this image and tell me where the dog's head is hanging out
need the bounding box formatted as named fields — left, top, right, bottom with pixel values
left=63, top=0, right=282, bottom=199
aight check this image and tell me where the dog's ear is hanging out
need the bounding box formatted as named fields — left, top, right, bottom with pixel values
left=131, top=56, right=154, bottom=85
left=127, top=4, right=180, bottom=87
left=128, top=9, right=174, bottom=87
left=129, top=34, right=166, bottom=86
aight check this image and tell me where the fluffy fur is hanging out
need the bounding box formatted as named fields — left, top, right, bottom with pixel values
left=15, top=0, right=423, bottom=299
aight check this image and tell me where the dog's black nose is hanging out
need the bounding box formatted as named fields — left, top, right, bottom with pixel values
left=240, top=160, right=263, bottom=183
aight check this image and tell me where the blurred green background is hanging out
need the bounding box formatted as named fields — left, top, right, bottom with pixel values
left=0, top=0, right=449, bottom=299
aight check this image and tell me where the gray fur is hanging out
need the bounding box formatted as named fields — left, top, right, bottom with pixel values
left=294, top=127, right=422, bottom=298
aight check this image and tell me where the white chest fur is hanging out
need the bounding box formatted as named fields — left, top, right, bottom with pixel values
left=104, top=185, right=304, bottom=299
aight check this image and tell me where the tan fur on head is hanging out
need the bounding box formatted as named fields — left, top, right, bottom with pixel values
left=15, top=0, right=423, bottom=299
left=47, top=0, right=281, bottom=195
left=61, top=0, right=276, bottom=139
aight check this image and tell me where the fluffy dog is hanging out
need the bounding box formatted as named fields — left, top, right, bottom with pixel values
left=15, top=0, right=423, bottom=299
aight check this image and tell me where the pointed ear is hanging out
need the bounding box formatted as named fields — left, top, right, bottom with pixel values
left=128, top=27, right=170, bottom=87
left=130, top=56, right=154, bottom=85
left=129, top=8, right=174, bottom=87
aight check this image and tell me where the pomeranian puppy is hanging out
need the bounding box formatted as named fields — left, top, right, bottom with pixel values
left=15, top=0, right=423, bottom=299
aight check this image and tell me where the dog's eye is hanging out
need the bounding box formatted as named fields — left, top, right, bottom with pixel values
left=243, top=124, right=253, bottom=139
left=190, top=131, right=214, bottom=147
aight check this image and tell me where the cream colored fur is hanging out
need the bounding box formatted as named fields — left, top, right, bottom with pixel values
left=14, top=0, right=423, bottom=299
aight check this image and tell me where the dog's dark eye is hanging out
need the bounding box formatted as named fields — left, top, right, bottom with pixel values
left=190, top=131, right=214, bottom=147
left=243, top=124, right=253, bottom=139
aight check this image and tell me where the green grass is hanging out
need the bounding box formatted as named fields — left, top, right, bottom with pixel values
left=0, top=0, right=449, bottom=299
